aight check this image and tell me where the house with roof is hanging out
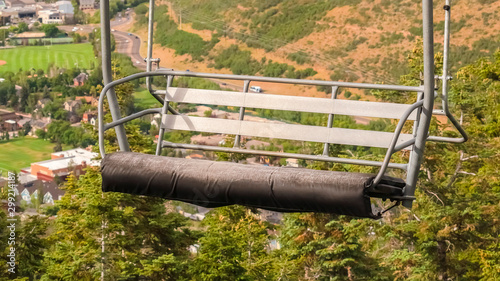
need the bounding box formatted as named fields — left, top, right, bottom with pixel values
left=0, top=109, right=17, bottom=121
left=82, top=111, right=97, bottom=124
left=0, top=109, right=19, bottom=131
left=5, top=0, right=23, bottom=7
left=37, top=9, right=64, bottom=24
left=30, top=148, right=99, bottom=181
left=17, top=118, right=31, bottom=129
left=0, top=6, right=36, bottom=19
left=63, top=99, right=82, bottom=113
left=73, top=73, right=89, bottom=86
left=18, top=180, right=64, bottom=205
left=76, top=96, right=98, bottom=107
left=35, top=0, right=74, bottom=24
left=30, top=118, right=50, bottom=135
left=79, top=0, right=95, bottom=10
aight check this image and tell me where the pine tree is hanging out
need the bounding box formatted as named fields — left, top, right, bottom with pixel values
left=279, top=213, right=390, bottom=281
left=41, top=168, right=198, bottom=280
left=190, top=206, right=276, bottom=281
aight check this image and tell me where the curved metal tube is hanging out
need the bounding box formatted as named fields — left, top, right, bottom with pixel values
left=152, top=70, right=424, bottom=92
left=372, top=100, right=424, bottom=187
left=99, top=73, right=163, bottom=157
left=104, top=108, right=162, bottom=131
left=161, top=142, right=408, bottom=169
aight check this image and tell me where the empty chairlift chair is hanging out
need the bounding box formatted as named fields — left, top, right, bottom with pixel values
left=97, top=0, right=467, bottom=218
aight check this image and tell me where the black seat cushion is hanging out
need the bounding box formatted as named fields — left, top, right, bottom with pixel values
left=101, top=152, right=405, bottom=219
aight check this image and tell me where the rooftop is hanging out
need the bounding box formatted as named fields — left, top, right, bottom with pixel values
left=35, top=155, right=99, bottom=171
left=52, top=148, right=97, bottom=159
left=33, top=148, right=100, bottom=171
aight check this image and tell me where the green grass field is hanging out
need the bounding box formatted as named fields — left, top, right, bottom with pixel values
left=0, top=137, right=69, bottom=173
left=134, top=89, right=160, bottom=109
left=0, top=43, right=96, bottom=73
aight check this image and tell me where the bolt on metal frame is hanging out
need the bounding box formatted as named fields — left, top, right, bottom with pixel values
left=99, top=0, right=466, bottom=207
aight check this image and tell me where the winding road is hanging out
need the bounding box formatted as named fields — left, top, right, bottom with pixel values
left=60, top=14, right=147, bottom=69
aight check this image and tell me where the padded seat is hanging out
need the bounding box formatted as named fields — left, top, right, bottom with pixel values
left=101, top=152, right=405, bottom=219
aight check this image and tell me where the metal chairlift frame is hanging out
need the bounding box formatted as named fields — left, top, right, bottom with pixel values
left=98, top=0, right=466, bottom=211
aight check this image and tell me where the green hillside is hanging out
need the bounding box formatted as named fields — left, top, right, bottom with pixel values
left=137, top=0, right=500, bottom=85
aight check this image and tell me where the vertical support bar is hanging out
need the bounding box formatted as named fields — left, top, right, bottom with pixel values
left=411, top=91, right=424, bottom=138
left=145, top=0, right=155, bottom=92
left=442, top=0, right=451, bottom=108
left=403, top=0, right=435, bottom=208
left=156, top=75, right=173, bottom=156
left=323, top=86, right=339, bottom=156
left=100, top=0, right=130, bottom=151
left=234, top=80, right=250, bottom=148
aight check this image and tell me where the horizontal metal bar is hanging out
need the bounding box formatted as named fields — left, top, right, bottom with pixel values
left=161, top=142, right=408, bottom=170
left=159, top=88, right=418, bottom=120
left=162, top=115, right=414, bottom=149
left=155, top=70, right=424, bottom=92
left=427, top=135, right=466, bottom=143
left=432, top=109, right=446, bottom=115
left=104, top=108, right=162, bottom=131
left=386, top=196, right=416, bottom=201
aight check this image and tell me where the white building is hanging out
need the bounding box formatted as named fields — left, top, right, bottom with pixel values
left=38, top=9, right=63, bottom=24
left=37, top=1, right=74, bottom=24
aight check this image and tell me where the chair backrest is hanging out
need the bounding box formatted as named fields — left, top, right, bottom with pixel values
left=154, top=76, right=424, bottom=176
left=161, top=87, right=417, bottom=149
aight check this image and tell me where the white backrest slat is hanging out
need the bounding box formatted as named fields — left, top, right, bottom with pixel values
left=162, top=115, right=413, bottom=149
left=165, top=87, right=417, bottom=120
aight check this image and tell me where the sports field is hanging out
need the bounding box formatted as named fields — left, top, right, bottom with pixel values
left=0, top=137, right=69, bottom=173
left=0, top=43, right=96, bottom=73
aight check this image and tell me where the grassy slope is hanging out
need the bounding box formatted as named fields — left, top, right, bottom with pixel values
left=134, top=89, right=160, bottom=109
left=0, top=137, right=69, bottom=172
left=0, top=43, right=97, bottom=73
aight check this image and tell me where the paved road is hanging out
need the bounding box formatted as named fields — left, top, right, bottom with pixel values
left=60, top=14, right=146, bottom=69
left=113, top=29, right=146, bottom=69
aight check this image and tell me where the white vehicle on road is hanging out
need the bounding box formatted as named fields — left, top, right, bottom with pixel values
left=250, top=86, right=262, bottom=93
